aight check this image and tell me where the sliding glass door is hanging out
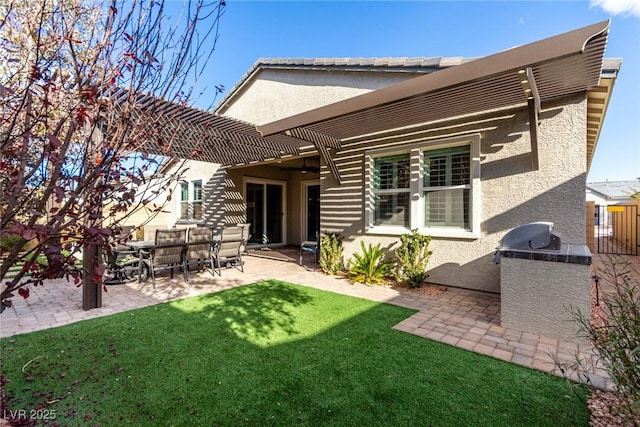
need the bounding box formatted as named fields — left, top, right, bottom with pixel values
left=245, top=180, right=285, bottom=246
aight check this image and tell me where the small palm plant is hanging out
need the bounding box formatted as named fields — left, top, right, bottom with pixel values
left=348, top=241, right=391, bottom=285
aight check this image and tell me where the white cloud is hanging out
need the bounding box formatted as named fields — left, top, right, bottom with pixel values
left=590, top=0, right=640, bottom=17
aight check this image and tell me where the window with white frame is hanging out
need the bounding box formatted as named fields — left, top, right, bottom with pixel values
left=373, top=154, right=410, bottom=227
left=179, top=180, right=203, bottom=221
left=423, top=146, right=470, bottom=229
left=366, top=135, right=480, bottom=238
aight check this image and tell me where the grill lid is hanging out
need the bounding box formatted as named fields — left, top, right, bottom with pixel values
left=501, top=222, right=562, bottom=251
left=493, top=222, right=562, bottom=264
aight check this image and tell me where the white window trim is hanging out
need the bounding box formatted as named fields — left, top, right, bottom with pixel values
left=365, top=134, right=481, bottom=239
left=177, top=179, right=205, bottom=223
left=371, top=153, right=412, bottom=228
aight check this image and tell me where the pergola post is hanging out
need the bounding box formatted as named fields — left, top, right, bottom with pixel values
left=82, top=242, right=102, bottom=310
left=82, top=124, right=104, bottom=310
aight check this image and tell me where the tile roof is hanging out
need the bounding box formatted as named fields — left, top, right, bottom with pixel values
left=255, top=56, right=472, bottom=69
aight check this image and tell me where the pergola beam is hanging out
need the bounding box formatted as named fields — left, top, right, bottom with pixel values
left=522, top=67, right=541, bottom=171
left=284, top=127, right=342, bottom=183
left=105, top=88, right=311, bottom=166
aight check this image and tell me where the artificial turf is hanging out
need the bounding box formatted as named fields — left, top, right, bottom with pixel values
left=1, top=280, right=590, bottom=426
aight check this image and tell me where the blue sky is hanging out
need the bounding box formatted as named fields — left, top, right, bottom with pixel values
left=190, top=1, right=640, bottom=183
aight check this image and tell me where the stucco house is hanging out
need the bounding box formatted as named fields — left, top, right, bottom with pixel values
left=136, top=21, right=620, bottom=297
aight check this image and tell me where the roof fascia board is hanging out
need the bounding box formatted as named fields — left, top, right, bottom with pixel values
left=587, top=76, right=617, bottom=171
left=587, top=188, right=610, bottom=199
left=257, top=20, right=610, bottom=137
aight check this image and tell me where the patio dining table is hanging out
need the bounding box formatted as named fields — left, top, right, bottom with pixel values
left=124, top=236, right=221, bottom=282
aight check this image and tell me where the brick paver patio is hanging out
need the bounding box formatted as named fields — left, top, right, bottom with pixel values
left=2, top=252, right=634, bottom=390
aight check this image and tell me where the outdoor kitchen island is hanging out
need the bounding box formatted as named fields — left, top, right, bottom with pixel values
left=495, top=223, right=592, bottom=341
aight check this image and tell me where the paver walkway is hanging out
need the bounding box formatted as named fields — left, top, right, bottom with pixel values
left=2, top=253, right=636, bottom=390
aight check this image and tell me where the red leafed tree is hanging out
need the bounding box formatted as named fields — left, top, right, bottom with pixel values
left=0, top=0, right=226, bottom=312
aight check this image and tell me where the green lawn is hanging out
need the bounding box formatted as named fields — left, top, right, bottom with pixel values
left=1, top=280, right=589, bottom=426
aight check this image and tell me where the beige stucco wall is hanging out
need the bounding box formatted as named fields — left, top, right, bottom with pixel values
left=105, top=204, right=169, bottom=241
left=172, top=160, right=224, bottom=229
left=219, top=69, right=421, bottom=125
left=119, top=160, right=224, bottom=240
left=320, top=93, right=588, bottom=292
left=500, top=257, right=590, bottom=341
left=215, top=67, right=422, bottom=245
left=169, top=67, right=417, bottom=239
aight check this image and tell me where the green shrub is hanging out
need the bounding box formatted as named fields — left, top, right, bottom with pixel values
left=348, top=241, right=391, bottom=285
left=319, top=232, right=344, bottom=274
left=394, top=229, right=433, bottom=288
left=0, top=233, right=22, bottom=253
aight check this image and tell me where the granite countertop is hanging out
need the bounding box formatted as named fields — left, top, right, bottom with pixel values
left=498, top=243, right=592, bottom=265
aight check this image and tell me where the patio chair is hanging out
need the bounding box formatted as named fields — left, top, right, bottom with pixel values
left=299, top=232, right=320, bottom=266
left=213, top=225, right=244, bottom=275
left=237, top=223, right=252, bottom=255
left=146, top=228, right=187, bottom=288
left=103, top=226, right=146, bottom=285
left=184, top=227, right=215, bottom=281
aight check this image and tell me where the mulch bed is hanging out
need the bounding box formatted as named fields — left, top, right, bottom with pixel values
left=390, top=282, right=448, bottom=297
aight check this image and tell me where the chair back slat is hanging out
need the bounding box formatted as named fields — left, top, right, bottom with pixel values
left=217, top=240, right=242, bottom=258
left=186, top=227, right=213, bottom=260
left=154, top=229, right=186, bottom=265
left=221, top=225, right=243, bottom=242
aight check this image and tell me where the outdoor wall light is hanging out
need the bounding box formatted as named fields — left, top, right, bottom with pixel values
left=592, top=274, right=601, bottom=306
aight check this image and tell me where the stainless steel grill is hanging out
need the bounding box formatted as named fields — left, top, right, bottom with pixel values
left=493, top=222, right=562, bottom=264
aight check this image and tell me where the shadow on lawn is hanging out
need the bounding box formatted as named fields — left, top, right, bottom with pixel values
left=170, top=279, right=314, bottom=342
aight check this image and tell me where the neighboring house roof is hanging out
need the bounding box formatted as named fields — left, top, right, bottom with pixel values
left=214, top=56, right=475, bottom=114
left=587, top=180, right=640, bottom=201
